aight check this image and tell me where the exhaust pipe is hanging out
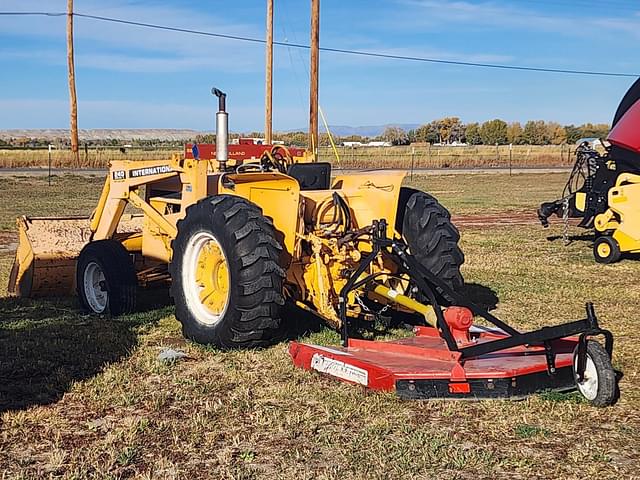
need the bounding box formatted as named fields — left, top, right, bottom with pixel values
left=212, top=87, right=228, bottom=171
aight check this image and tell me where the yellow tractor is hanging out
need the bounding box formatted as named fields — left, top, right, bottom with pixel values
left=8, top=89, right=621, bottom=405
left=8, top=88, right=464, bottom=349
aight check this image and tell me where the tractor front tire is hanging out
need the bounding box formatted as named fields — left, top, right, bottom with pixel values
left=169, top=195, right=285, bottom=349
left=77, top=239, right=137, bottom=316
left=401, top=189, right=465, bottom=298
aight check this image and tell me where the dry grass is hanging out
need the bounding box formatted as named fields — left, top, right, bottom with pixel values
left=0, top=173, right=639, bottom=479
left=0, top=145, right=574, bottom=170
left=0, top=148, right=179, bottom=169
left=324, top=145, right=575, bottom=170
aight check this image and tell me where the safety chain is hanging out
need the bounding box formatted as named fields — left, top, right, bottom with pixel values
left=354, top=292, right=390, bottom=316
left=562, top=196, right=570, bottom=245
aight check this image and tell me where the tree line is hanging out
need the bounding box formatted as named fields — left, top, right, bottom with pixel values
left=380, top=118, right=610, bottom=146
left=0, top=118, right=610, bottom=149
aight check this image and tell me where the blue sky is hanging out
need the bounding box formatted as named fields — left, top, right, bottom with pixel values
left=0, top=0, right=639, bottom=131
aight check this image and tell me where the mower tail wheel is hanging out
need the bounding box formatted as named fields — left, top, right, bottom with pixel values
left=573, top=340, right=617, bottom=407
left=593, top=236, right=621, bottom=264
left=76, top=239, right=137, bottom=316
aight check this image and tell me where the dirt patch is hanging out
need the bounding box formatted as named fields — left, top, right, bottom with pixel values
left=453, top=211, right=580, bottom=228
left=0, top=231, right=17, bottom=254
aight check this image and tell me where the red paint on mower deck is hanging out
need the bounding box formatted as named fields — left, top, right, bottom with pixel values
left=289, top=327, right=577, bottom=397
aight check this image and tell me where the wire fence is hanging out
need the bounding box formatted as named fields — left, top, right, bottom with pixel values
left=0, top=144, right=580, bottom=170
left=319, top=144, right=577, bottom=170
left=0, top=146, right=180, bottom=169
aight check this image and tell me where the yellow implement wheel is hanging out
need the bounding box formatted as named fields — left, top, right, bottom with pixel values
left=596, top=242, right=611, bottom=259
left=593, top=236, right=621, bottom=264
left=194, top=235, right=230, bottom=319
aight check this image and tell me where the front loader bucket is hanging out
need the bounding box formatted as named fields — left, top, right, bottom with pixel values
left=8, top=216, right=142, bottom=298
left=8, top=216, right=92, bottom=297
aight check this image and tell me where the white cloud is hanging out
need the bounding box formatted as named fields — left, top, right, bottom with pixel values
left=393, top=0, right=640, bottom=38
left=0, top=0, right=266, bottom=73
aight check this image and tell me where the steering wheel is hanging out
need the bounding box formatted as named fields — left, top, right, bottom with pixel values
left=270, top=145, right=293, bottom=173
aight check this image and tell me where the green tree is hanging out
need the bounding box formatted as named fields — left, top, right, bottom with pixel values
left=436, top=117, right=463, bottom=144
left=414, top=123, right=439, bottom=143
left=480, top=119, right=508, bottom=145
left=523, top=120, right=548, bottom=145
left=564, top=124, right=581, bottom=144
left=546, top=122, right=567, bottom=145
left=464, top=122, right=482, bottom=145
left=382, top=126, right=408, bottom=145
left=195, top=134, right=216, bottom=143
left=507, top=122, right=524, bottom=145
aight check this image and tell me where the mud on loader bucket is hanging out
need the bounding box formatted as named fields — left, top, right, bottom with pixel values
left=8, top=215, right=142, bottom=297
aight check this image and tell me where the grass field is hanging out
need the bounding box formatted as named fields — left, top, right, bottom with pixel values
left=0, top=144, right=575, bottom=170
left=0, top=173, right=639, bottom=479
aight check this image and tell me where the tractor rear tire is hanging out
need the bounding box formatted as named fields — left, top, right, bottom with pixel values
left=169, top=195, right=285, bottom=349
left=77, top=239, right=137, bottom=316
left=401, top=190, right=465, bottom=299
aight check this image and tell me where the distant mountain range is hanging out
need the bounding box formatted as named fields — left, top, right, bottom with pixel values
left=0, top=124, right=421, bottom=141
left=0, top=129, right=200, bottom=141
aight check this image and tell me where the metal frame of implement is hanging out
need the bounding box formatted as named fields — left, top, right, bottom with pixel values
left=290, top=219, right=614, bottom=400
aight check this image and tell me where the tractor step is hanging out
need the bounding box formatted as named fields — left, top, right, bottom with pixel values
left=289, top=326, right=578, bottom=400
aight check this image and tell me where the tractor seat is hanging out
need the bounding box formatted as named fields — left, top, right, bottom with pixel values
left=287, top=162, right=331, bottom=190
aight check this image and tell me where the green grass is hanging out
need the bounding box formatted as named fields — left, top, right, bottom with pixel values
left=0, top=175, right=105, bottom=231
left=0, top=173, right=638, bottom=479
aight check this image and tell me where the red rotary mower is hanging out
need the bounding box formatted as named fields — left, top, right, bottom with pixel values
left=290, top=220, right=618, bottom=406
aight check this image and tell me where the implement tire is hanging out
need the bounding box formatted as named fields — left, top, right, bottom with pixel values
left=401, top=189, right=465, bottom=300
left=169, top=195, right=285, bottom=349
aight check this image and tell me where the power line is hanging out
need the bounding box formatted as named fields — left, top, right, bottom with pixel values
left=0, top=12, right=65, bottom=16
left=1, top=11, right=638, bottom=78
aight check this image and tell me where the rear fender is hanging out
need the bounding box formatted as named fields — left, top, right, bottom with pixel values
left=329, top=170, right=407, bottom=235
left=218, top=172, right=300, bottom=257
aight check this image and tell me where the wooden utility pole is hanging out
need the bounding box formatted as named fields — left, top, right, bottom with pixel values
left=265, top=0, right=274, bottom=145
left=309, top=0, right=319, bottom=156
left=67, top=0, right=80, bottom=165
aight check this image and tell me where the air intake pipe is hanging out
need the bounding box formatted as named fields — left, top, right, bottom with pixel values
left=212, top=87, right=228, bottom=171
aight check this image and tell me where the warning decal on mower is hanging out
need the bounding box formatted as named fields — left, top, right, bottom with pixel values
left=129, top=165, right=172, bottom=178
left=311, top=353, right=368, bottom=386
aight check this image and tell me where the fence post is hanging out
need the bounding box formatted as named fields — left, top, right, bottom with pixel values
left=48, top=144, right=52, bottom=186
left=509, top=143, right=512, bottom=176
left=410, top=147, right=415, bottom=179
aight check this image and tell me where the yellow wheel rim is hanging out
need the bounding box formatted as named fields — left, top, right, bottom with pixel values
left=195, top=239, right=230, bottom=316
left=597, top=242, right=611, bottom=259
left=183, top=231, right=230, bottom=325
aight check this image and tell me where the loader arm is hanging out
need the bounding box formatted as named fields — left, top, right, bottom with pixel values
left=8, top=156, right=211, bottom=297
